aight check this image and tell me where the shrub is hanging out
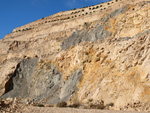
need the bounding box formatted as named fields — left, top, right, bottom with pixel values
left=107, top=3, right=110, bottom=5
left=92, top=7, right=95, bottom=10
left=83, top=6, right=88, bottom=8
left=33, top=103, right=45, bottom=107
left=96, top=6, right=99, bottom=9
left=82, top=9, right=84, bottom=11
left=70, top=102, right=80, bottom=108
left=104, top=102, right=114, bottom=109
left=89, top=7, right=91, bottom=10
left=89, top=103, right=105, bottom=109
left=56, top=102, right=67, bottom=107
left=88, top=99, right=93, bottom=102
left=100, top=5, right=103, bottom=7
left=83, top=22, right=90, bottom=28
left=37, top=104, right=44, bottom=107
left=85, top=12, right=88, bottom=15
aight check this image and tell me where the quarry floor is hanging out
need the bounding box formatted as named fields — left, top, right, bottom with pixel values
left=21, top=107, right=147, bottom=113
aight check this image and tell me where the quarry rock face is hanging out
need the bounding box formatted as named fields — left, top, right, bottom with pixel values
left=1, top=0, right=150, bottom=111
left=2, top=58, right=82, bottom=105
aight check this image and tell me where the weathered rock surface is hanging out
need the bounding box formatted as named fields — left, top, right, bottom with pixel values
left=2, top=58, right=82, bottom=105
left=61, top=25, right=111, bottom=50
left=1, top=0, right=150, bottom=112
left=2, top=58, right=39, bottom=99
left=62, top=5, right=127, bottom=50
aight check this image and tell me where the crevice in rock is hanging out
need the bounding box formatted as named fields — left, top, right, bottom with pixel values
left=1, top=58, right=39, bottom=99
left=3, top=73, right=14, bottom=94
left=3, top=63, right=21, bottom=96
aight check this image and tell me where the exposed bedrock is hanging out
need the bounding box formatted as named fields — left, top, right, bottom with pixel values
left=61, top=25, right=112, bottom=50
left=2, top=58, right=83, bottom=104
left=2, top=58, right=39, bottom=99
left=61, top=6, right=127, bottom=50
left=2, top=0, right=150, bottom=111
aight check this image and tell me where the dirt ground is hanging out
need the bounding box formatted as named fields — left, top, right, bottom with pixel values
left=20, top=107, right=147, bottom=113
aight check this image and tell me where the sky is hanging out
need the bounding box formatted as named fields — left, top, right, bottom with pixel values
left=0, top=0, right=109, bottom=39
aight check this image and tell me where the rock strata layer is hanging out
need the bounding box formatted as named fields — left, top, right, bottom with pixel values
left=1, top=0, right=150, bottom=111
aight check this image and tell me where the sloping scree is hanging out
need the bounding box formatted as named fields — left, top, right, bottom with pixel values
left=1, top=58, right=82, bottom=105
left=61, top=6, right=127, bottom=50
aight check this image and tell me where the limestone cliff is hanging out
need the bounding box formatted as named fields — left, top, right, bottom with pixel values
left=1, top=0, right=150, bottom=111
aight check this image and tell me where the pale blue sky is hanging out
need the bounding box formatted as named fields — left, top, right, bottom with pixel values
left=0, top=0, right=109, bottom=39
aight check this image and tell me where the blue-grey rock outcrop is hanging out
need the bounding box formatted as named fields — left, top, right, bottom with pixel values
left=1, top=0, right=150, bottom=112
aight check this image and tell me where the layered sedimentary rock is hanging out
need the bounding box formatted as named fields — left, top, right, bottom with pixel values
left=1, top=0, right=150, bottom=111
